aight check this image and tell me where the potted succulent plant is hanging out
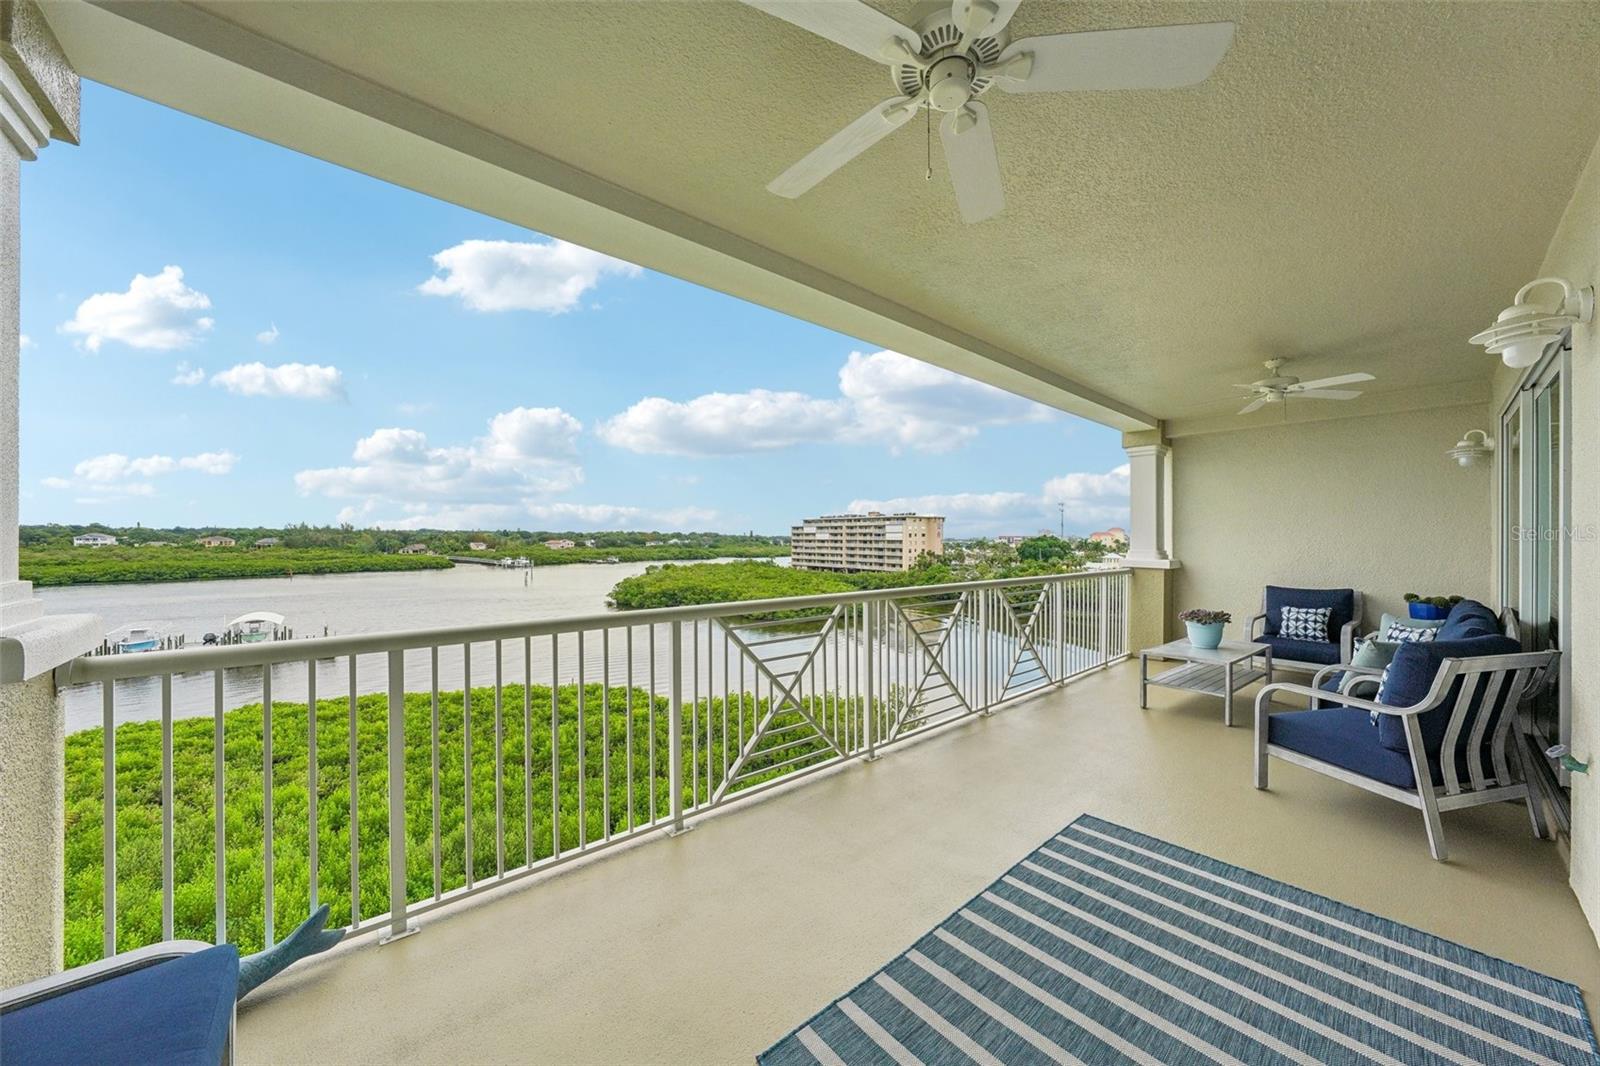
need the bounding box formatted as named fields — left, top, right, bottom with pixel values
left=1179, top=608, right=1232, bottom=650
left=1404, top=592, right=1462, bottom=621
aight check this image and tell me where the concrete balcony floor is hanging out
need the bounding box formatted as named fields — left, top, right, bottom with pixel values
left=237, top=661, right=1600, bottom=1064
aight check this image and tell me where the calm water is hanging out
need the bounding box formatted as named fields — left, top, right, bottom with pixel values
left=45, top=560, right=783, bottom=733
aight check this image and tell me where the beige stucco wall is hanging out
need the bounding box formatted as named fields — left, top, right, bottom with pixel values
left=1170, top=403, right=1494, bottom=641
left=1494, top=132, right=1600, bottom=940
left=0, top=671, right=64, bottom=984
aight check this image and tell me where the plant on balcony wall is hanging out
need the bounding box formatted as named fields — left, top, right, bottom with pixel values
left=1404, top=592, right=1463, bottom=620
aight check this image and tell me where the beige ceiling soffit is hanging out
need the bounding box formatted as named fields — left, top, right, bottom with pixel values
left=54, top=0, right=1155, bottom=431
left=1164, top=377, right=1490, bottom=439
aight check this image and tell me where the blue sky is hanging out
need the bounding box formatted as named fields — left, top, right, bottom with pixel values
left=20, top=83, right=1128, bottom=537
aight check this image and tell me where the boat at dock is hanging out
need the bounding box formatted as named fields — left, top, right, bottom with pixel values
left=225, top=611, right=286, bottom=643
left=112, top=625, right=160, bottom=653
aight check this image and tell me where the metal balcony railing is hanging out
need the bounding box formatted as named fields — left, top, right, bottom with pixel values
left=60, top=569, right=1129, bottom=962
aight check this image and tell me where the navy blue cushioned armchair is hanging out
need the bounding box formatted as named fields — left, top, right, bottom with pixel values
left=1254, top=602, right=1557, bottom=861
left=0, top=941, right=238, bottom=1066
left=1247, top=586, right=1363, bottom=672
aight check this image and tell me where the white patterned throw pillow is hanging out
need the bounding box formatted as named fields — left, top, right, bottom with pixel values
left=1279, top=605, right=1332, bottom=642
left=1384, top=622, right=1439, bottom=643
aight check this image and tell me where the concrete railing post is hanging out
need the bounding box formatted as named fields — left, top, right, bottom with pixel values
left=0, top=3, right=97, bottom=987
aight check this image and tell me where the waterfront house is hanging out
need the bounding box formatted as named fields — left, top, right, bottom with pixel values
left=397, top=543, right=430, bottom=555
left=252, top=537, right=281, bottom=548
left=70, top=533, right=116, bottom=547
left=4, top=4, right=1600, bottom=1064
left=467, top=541, right=489, bottom=551
left=194, top=535, right=236, bottom=548
left=542, top=538, right=576, bottom=550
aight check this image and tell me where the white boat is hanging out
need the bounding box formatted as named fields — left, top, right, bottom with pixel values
left=109, top=624, right=161, bottom=653
left=226, top=611, right=285, bottom=643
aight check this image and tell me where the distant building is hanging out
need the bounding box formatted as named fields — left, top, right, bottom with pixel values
left=254, top=537, right=281, bottom=547
left=583, top=539, right=596, bottom=548
left=72, top=533, right=118, bottom=547
left=543, top=539, right=576, bottom=550
left=995, top=535, right=1027, bottom=547
left=196, top=536, right=236, bottom=548
left=1088, top=526, right=1128, bottom=546
left=468, top=541, right=489, bottom=551
left=398, top=543, right=430, bottom=554
left=790, top=512, right=943, bottom=573
left=140, top=541, right=171, bottom=548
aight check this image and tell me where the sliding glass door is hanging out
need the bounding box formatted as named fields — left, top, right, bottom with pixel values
left=1501, top=340, right=1570, bottom=772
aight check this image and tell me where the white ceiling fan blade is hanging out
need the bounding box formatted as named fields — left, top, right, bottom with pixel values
left=953, top=0, right=1022, bottom=50
left=993, top=22, right=1235, bottom=93
left=769, top=96, right=919, bottom=198
left=1289, top=372, right=1375, bottom=391
left=1238, top=395, right=1271, bottom=415
left=740, top=0, right=921, bottom=65
left=939, top=101, right=1004, bottom=223
left=1290, top=389, right=1363, bottom=401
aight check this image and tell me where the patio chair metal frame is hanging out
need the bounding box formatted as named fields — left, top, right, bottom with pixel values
left=1255, top=648, right=1559, bottom=861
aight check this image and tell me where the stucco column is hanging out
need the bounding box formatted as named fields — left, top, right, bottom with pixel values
left=1123, top=440, right=1174, bottom=567
left=1122, top=430, right=1179, bottom=650
left=0, top=1, right=98, bottom=987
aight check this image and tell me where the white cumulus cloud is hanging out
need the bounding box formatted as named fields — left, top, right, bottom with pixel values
left=597, top=390, right=853, bottom=457
left=256, top=323, right=279, bottom=345
left=296, top=407, right=585, bottom=516
left=335, top=499, right=719, bottom=532
left=171, top=362, right=206, bottom=386
left=849, top=464, right=1129, bottom=538
left=73, top=451, right=238, bottom=481
left=46, top=449, right=238, bottom=497
left=838, top=350, right=1052, bottom=453
left=210, top=362, right=346, bottom=401
left=60, top=266, right=214, bottom=352
left=418, top=238, right=641, bottom=313
left=598, top=350, right=1052, bottom=457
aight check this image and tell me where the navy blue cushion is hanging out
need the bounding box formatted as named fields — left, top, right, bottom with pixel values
left=1, top=944, right=237, bottom=1066
left=1257, top=634, right=1343, bottom=666
left=1269, top=708, right=1419, bottom=789
left=1263, top=586, right=1355, bottom=639
left=1437, top=599, right=1499, bottom=641
left=1374, top=634, right=1522, bottom=756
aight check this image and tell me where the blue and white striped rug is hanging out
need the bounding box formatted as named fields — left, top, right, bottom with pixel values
left=760, top=814, right=1599, bottom=1065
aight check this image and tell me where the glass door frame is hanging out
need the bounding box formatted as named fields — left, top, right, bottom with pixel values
left=1499, top=335, right=1572, bottom=764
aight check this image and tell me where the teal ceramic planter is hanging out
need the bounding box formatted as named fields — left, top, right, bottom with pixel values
left=1186, top=620, right=1224, bottom=650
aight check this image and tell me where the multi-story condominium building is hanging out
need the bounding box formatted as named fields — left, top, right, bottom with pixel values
left=789, top=512, right=943, bottom=573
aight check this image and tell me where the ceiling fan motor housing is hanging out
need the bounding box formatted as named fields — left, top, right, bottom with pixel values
left=893, top=3, right=1006, bottom=110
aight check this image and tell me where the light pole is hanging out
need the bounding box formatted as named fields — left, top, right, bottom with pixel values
left=1057, top=502, right=1065, bottom=539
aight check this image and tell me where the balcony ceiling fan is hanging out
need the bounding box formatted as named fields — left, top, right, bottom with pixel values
left=1234, top=359, right=1375, bottom=416
left=738, top=0, right=1235, bottom=223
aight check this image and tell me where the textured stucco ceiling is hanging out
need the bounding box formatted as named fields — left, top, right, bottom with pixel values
left=63, top=1, right=1600, bottom=428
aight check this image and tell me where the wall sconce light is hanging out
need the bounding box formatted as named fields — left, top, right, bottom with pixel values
left=1447, top=430, right=1494, bottom=467
left=1468, top=277, right=1593, bottom=368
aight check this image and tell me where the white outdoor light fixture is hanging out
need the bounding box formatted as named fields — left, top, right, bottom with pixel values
left=1447, top=430, right=1495, bottom=468
left=1469, top=277, right=1594, bottom=369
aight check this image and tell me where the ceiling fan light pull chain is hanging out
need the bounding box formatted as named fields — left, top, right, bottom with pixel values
left=926, top=103, right=933, bottom=180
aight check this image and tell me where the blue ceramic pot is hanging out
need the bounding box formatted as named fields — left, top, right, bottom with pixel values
left=1185, top=621, right=1224, bottom=650
left=1409, top=602, right=1449, bottom=620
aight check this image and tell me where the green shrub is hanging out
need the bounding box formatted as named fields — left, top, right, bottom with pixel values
left=64, top=683, right=861, bottom=966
